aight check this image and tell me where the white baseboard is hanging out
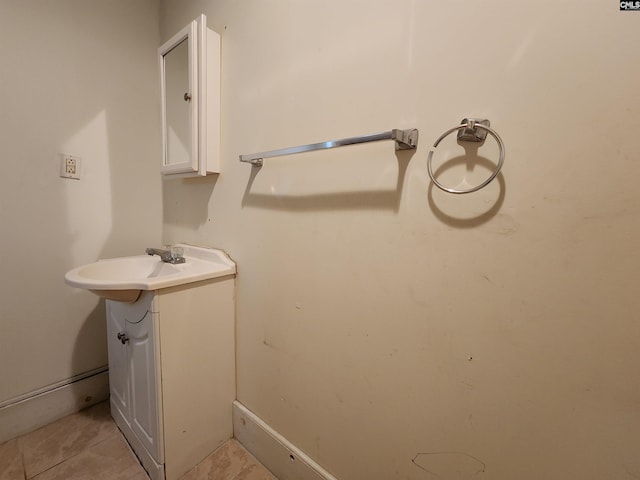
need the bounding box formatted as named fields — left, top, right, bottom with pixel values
left=232, top=401, right=338, bottom=480
left=0, top=368, right=110, bottom=443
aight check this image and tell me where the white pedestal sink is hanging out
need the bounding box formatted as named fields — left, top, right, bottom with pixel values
left=64, top=244, right=236, bottom=302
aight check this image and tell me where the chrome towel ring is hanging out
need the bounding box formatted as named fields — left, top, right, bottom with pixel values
left=427, top=119, right=505, bottom=194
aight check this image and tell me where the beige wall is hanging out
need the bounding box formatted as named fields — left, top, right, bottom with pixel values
left=167, top=1, right=638, bottom=479
left=0, top=1, right=162, bottom=405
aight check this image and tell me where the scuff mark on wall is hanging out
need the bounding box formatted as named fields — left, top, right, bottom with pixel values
left=477, top=213, right=519, bottom=236
left=468, top=414, right=475, bottom=431
left=623, top=464, right=640, bottom=479
left=412, top=451, right=486, bottom=479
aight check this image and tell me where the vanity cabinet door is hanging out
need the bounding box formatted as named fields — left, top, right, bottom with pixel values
left=128, top=309, right=164, bottom=463
left=106, top=293, right=164, bottom=466
left=106, top=305, right=129, bottom=421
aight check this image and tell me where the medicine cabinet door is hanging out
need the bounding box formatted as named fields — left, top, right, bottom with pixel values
left=159, top=21, right=199, bottom=175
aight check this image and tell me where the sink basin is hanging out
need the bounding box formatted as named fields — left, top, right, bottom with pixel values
left=65, top=244, right=236, bottom=302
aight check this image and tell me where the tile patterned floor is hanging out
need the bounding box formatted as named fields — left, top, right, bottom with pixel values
left=0, top=401, right=276, bottom=480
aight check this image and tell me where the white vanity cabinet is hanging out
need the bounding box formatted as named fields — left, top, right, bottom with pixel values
left=106, top=276, right=235, bottom=480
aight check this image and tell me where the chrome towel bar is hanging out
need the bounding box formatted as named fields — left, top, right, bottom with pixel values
left=239, top=128, right=418, bottom=167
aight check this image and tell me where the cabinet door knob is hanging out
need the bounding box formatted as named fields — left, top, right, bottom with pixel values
left=117, top=332, right=129, bottom=344
left=184, top=93, right=191, bottom=102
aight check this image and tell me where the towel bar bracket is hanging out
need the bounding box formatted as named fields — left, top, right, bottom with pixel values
left=457, top=118, right=490, bottom=143
left=392, top=128, right=419, bottom=150
left=245, top=157, right=265, bottom=167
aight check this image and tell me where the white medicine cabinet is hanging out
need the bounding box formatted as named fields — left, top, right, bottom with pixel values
left=159, top=15, right=220, bottom=177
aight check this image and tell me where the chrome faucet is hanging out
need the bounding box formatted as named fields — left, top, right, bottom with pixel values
left=145, top=247, right=185, bottom=264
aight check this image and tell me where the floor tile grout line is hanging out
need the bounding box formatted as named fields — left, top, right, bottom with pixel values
left=25, top=434, right=119, bottom=480
left=18, top=407, right=121, bottom=479
left=15, top=437, right=27, bottom=480
left=117, top=428, right=150, bottom=479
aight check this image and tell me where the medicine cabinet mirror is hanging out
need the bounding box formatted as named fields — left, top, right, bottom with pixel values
left=159, top=14, right=220, bottom=177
